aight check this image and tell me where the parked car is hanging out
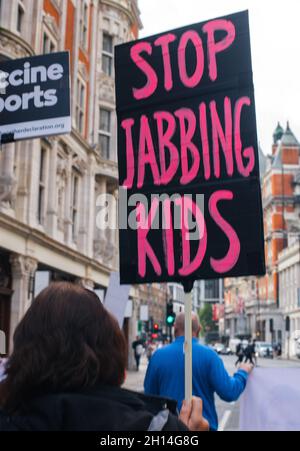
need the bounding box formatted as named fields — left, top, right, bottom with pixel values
left=219, top=346, right=233, bottom=356
left=213, top=343, right=232, bottom=355
left=255, top=342, right=273, bottom=358
left=213, top=343, right=225, bottom=354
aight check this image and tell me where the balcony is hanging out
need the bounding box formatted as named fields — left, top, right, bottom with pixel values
left=95, top=152, right=118, bottom=182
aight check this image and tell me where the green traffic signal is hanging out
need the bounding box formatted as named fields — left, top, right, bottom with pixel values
left=166, top=313, right=176, bottom=326
left=166, top=302, right=176, bottom=326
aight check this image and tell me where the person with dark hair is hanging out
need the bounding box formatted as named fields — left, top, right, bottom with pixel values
left=0, top=282, right=208, bottom=432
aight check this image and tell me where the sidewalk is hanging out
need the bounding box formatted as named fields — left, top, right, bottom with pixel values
left=279, top=356, right=300, bottom=363
left=123, top=357, right=148, bottom=392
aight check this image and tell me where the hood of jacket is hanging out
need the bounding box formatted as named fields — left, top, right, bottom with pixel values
left=0, top=386, right=186, bottom=432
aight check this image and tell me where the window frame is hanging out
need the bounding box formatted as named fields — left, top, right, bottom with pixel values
left=79, top=0, right=89, bottom=50
left=16, top=1, right=25, bottom=34
left=42, top=28, right=57, bottom=54
left=37, top=147, right=47, bottom=225
left=102, top=33, right=114, bottom=77
left=76, top=77, right=86, bottom=135
left=98, top=108, right=112, bottom=160
left=71, top=172, right=80, bottom=242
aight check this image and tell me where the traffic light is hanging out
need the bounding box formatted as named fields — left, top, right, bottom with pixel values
left=166, top=302, right=176, bottom=327
left=152, top=323, right=159, bottom=340
left=153, top=323, right=159, bottom=332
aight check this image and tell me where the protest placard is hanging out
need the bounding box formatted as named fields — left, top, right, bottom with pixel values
left=104, top=272, right=131, bottom=328
left=0, top=52, right=71, bottom=142
left=115, top=11, right=265, bottom=286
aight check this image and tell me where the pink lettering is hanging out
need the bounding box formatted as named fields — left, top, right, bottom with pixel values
left=175, top=108, right=200, bottom=185
left=137, top=115, right=161, bottom=189
left=178, top=30, right=205, bottom=88
left=203, top=19, right=236, bottom=82
left=199, top=102, right=211, bottom=180
left=154, top=33, right=177, bottom=92
left=234, top=97, right=255, bottom=177
left=209, top=190, right=241, bottom=273
left=121, top=118, right=135, bottom=188
left=210, top=97, right=233, bottom=178
left=175, top=196, right=207, bottom=276
left=136, top=199, right=162, bottom=277
left=162, top=198, right=175, bottom=276
left=154, top=111, right=179, bottom=185
left=131, top=42, right=158, bottom=100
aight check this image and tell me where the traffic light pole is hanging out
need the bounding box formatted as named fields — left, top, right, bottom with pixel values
left=183, top=280, right=194, bottom=403
left=168, top=325, right=172, bottom=344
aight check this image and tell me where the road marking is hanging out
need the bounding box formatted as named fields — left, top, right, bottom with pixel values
left=219, top=410, right=232, bottom=432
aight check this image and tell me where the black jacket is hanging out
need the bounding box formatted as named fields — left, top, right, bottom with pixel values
left=0, top=386, right=188, bottom=432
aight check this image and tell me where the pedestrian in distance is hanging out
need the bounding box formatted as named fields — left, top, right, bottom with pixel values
left=132, top=336, right=144, bottom=371
left=272, top=342, right=282, bottom=359
left=0, top=282, right=209, bottom=432
left=244, top=341, right=256, bottom=366
left=146, top=342, right=155, bottom=362
left=235, top=342, right=244, bottom=367
left=144, top=312, right=253, bottom=431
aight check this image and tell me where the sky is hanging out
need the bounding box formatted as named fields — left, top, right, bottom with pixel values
left=138, top=0, right=300, bottom=155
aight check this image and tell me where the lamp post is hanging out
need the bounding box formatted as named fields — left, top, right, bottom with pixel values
left=256, top=277, right=261, bottom=340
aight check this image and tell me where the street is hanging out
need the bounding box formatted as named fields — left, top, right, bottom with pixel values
left=123, top=354, right=300, bottom=431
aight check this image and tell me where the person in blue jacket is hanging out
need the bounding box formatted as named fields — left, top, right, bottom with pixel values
left=144, top=312, right=253, bottom=431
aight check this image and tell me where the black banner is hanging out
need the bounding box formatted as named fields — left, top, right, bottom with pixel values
left=0, top=51, right=71, bottom=141
left=115, top=11, right=265, bottom=285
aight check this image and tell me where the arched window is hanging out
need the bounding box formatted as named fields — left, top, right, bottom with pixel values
left=16, top=1, right=25, bottom=34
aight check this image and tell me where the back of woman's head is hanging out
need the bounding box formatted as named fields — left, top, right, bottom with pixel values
left=0, top=282, right=127, bottom=412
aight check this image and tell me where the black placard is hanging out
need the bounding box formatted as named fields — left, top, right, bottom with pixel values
left=115, top=11, right=265, bottom=285
left=0, top=52, right=71, bottom=141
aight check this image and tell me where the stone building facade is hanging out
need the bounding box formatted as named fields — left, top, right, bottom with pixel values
left=278, top=234, right=300, bottom=358
left=0, top=0, right=142, bottom=352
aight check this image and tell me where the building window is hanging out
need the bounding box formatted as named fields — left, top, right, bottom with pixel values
left=205, top=280, right=219, bottom=300
left=17, top=2, right=25, bottom=33
left=102, top=34, right=113, bottom=76
left=57, top=155, right=66, bottom=232
left=71, top=173, right=79, bottom=242
left=99, top=109, right=111, bottom=159
left=79, top=0, right=88, bottom=49
left=38, top=148, right=47, bottom=225
left=43, top=32, right=56, bottom=54
left=76, top=79, right=86, bottom=134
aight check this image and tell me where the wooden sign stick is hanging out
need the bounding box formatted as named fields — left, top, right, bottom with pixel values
left=183, top=281, right=194, bottom=402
